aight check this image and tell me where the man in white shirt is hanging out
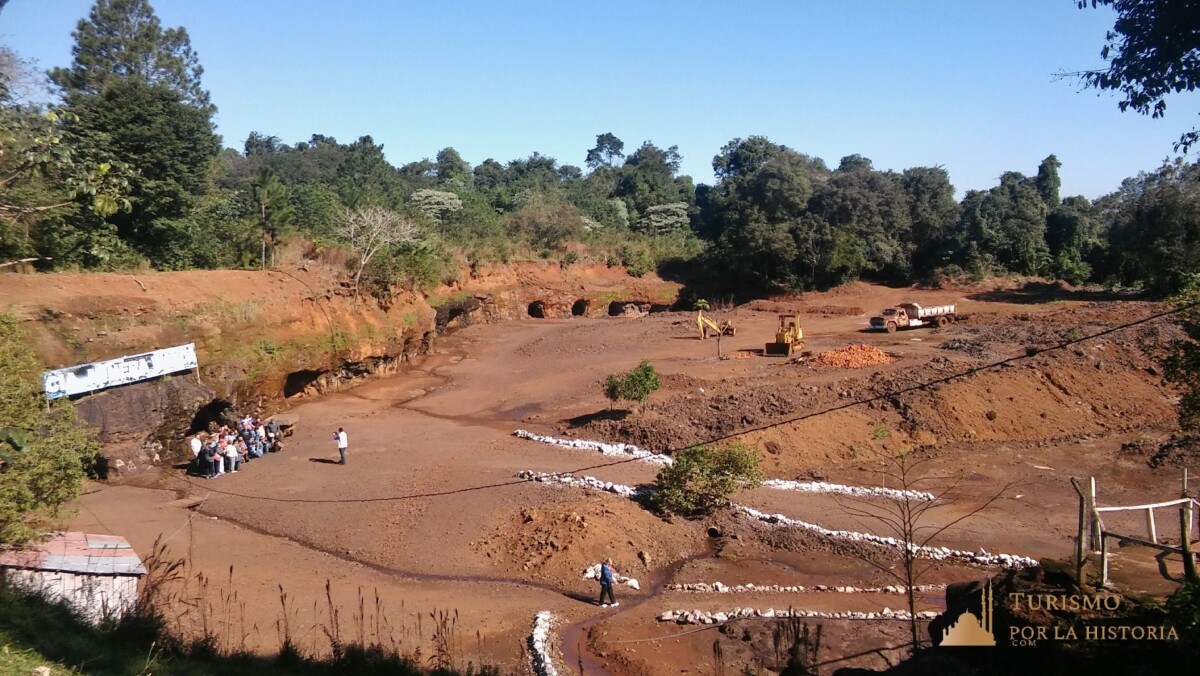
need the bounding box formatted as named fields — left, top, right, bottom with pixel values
left=334, top=427, right=348, bottom=465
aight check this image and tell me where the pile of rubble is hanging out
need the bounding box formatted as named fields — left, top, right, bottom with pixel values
left=665, top=582, right=944, bottom=594
left=658, top=607, right=939, bottom=625
left=811, top=344, right=894, bottom=368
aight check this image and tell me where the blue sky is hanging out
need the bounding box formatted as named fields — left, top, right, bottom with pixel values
left=4, top=0, right=1197, bottom=198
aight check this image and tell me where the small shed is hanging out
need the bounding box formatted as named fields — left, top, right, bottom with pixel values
left=0, top=532, right=147, bottom=624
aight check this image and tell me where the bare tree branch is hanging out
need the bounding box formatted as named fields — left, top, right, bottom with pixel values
left=337, top=206, right=418, bottom=300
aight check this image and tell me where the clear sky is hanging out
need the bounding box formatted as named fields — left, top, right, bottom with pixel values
left=4, top=0, right=1197, bottom=199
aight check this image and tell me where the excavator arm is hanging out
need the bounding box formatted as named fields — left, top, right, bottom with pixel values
left=697, top=310, right=735, bottom=339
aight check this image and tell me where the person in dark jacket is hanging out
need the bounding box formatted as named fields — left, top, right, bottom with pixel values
left=199, top=444, right=215, bottom=479
left=598, top=558, right=618, bottom=607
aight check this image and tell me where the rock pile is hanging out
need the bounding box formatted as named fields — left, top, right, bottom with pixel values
left=528, top=611, right=558, bottom=676
left=761, top=478, right=934, bottom=501
left=517, top=470, right=648, bottom=498
left=657, top=607, right=940, bottom=625
left=665, top=582, right=945, bottom=594
left=736, top=505, right=1039, bottom=569
left=811, top=344, right=894, bottom=368
left=517, top=431, right=933, bottom=500
left=514, top=429, right=673, bottom=465
left=518, top=472, right=1038, bottom=570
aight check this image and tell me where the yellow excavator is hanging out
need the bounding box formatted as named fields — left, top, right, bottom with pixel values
left=697, top=309, right=736, bottom=339
left=765, top=314, right=804, bottom=356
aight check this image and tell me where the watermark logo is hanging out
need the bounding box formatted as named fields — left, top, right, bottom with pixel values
left=940, top=580, right=996, bottom=647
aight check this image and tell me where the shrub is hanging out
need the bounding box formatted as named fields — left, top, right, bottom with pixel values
left=1167, top=580, right=1200, bottom=646
left=620, top=243, right=653, bottom=278
left=600, top=360, right=661, bottom=412
left=653, top=443, right=764, bottom=516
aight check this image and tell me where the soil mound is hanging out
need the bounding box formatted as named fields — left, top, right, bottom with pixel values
left=811, top=344, right=894, bottom=369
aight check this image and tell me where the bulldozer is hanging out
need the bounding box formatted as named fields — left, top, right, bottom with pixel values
left=697, top=309, right=736, bottom=339
left=765, top=314, right=804, bottom=356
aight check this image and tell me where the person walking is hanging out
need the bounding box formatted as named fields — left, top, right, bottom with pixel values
left=334, top=427, right=348, bottom=465
left=598, top=558, right=618, bottom=607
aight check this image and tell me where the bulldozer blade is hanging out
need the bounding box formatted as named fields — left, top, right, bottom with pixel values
left=764, top=342, right=793, bottom=357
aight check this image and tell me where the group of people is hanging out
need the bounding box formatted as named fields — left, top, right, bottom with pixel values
left=189, top=415, right=283, bottom=479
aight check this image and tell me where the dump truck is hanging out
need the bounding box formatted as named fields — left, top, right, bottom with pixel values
left=765, top=314, right=804, bottom=356
left=869, top=302, right=957, bottom=332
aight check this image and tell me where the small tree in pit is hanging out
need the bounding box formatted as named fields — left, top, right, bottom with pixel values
left=601, top=359, right=661, bottom=412
left=654, top=443, right=763, bottom=516
left=840, top=450, right=1013, bottom=652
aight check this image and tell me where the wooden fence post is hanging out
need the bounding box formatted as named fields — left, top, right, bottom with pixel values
left=1183, top=500, right=1197, bottom=583
left=1071, top=478, right=1087, bottom=586
left=1100, top=531, right=1109, bottom=587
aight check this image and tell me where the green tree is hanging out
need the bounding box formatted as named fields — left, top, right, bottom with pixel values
left=653, top=443, right=763, bottom=516
left=1073, top=0, right=1200, bottom=151
left=1046, top=195, right=1100, bottom=284
left=633, top=202, right=690, bottom=237
left=615, top=142, right=692, bottom=221
left=1, top=104, right=131, bottom=261
left=585, top=132, right=625, bottom=170
left=1099, top=158, right=1200, bottom=294
left=288, top=182, right=343, bottom=239
left=251, top=168, right=293, bottom=268
left=409, top=188, right=464, bottom=237
left=954, top=171, right=1049, bottom=276
left=809, top=159, right=913, bottom=280
left=599, top=359, right=662, bottom=412
left=337, top=135, right=399, bottom=208
left=49, top=0, right=212, bottom=112
left=434, top=147, right=470, bottom=187
left=0, top=314, right=98, bottom=546
left=1035, top=154, right=1062, bottom=207
left=1164, top=289, right=1200, bottom=430
left=46, top=0, right=218, bottom=267
left=1, top=44, right=133, bottom=266
left=67, top=79, right=219, bottom=264
left=900, top=166, right=961, bottom=276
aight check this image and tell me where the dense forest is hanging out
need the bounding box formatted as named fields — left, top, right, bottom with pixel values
left=2, top=0, right=1198, bottom=299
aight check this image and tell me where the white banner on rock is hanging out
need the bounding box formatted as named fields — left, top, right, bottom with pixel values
left=43, top=343, right=198, bottom=399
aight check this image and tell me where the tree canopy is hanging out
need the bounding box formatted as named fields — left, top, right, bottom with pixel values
left=0, top=314, right=98, bottom=546
left=1074, top=0, right=1200, bottom=151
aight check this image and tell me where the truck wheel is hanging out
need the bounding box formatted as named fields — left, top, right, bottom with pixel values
left=887, top=322, right=897, bottom=333
left=936, top=316, right=949, bottom=328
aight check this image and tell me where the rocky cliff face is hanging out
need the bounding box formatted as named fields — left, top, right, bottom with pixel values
left=4, top=261, right=678, bottom=473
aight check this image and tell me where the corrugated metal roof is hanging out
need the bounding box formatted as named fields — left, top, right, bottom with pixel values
left=0, top=532, right=146, bottom=576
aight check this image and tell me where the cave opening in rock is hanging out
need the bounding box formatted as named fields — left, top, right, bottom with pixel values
left=571, top=299, right=589, bottom=316
left=189, top=398, right=235, bottom=434
left=284, top=369, right=326, bottom=398
left=608, top=301, right=626, bottom=316
left=528, top=300, right=547, bottom=318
